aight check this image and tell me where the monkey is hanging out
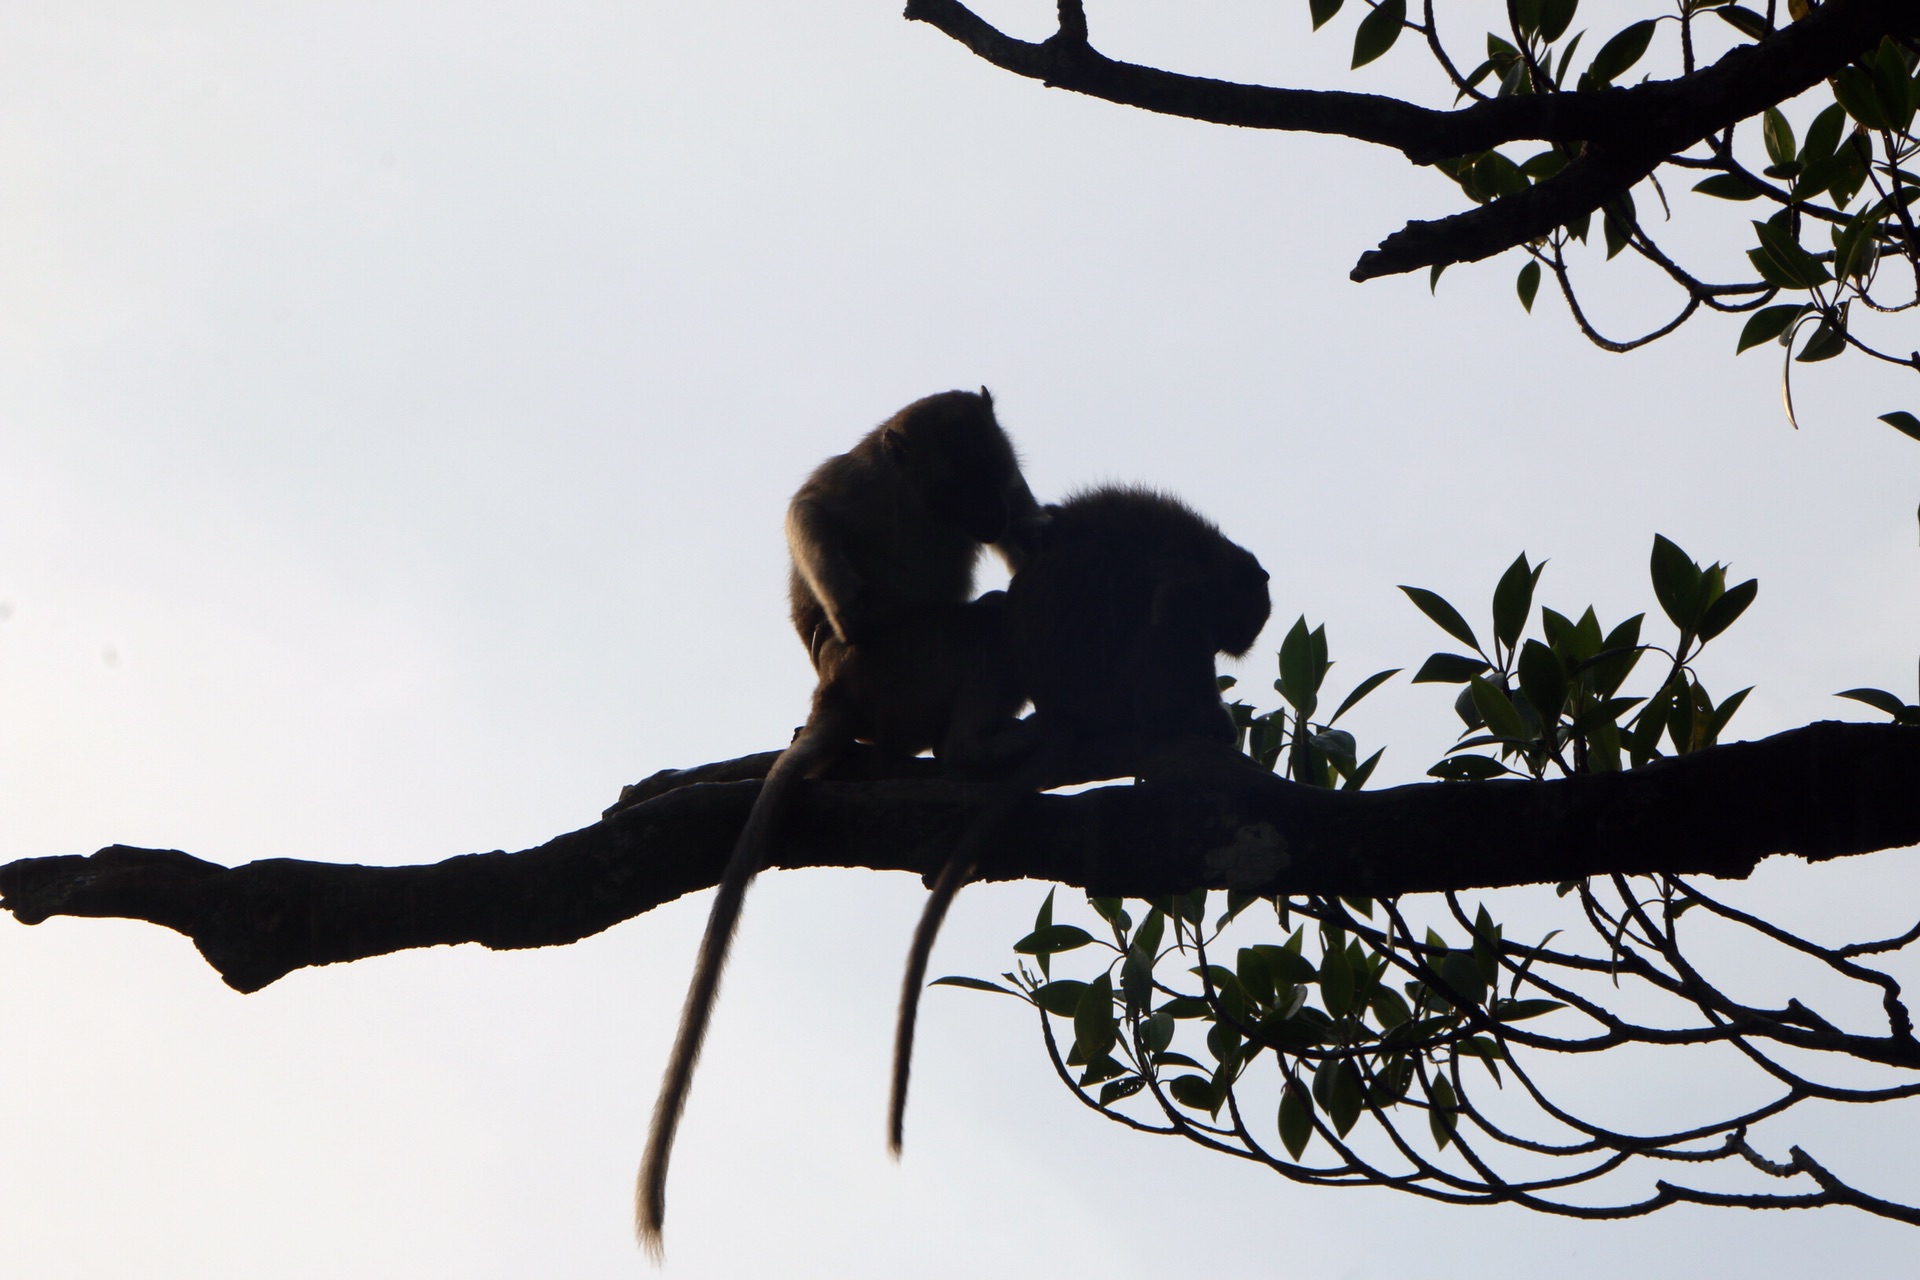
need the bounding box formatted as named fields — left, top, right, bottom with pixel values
left=636, top=388, right=1038, bottom=1257
left=888, top=485, right=1272, bottom=1156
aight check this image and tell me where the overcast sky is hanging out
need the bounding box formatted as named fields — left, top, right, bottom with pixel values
left=2, top=3, right=1917, bottom=1277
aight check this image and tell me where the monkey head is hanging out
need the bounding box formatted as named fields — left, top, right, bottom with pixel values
left=879, top=387, right=1034, bottom=546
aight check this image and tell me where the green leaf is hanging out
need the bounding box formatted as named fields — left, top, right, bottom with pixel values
left=1013, top=924, right=1096, bottom=956
left=1320, top=933, right=1356, bottom=1018
left=1879, top=411, right=1920, bottom=442
left=1648, top=535, right=1701, bottom=632
left=1329, top=668, right=1401, bottom=724
left=1495, top=997, right=1567, bottom=1021
left=1099, top=1076, right=1145, bottom=1106
left=1836, top=687, right=1909, bottom=718
left=1278, top=1080, right=1314, bottom=1159
left=1468, top=676, right=1533, bottom=744
left=1429, top=262, right=1447, bottom=294
left=1869, top=36, right=1917, bottom=133
left=1309, top=0, right=1345, bottom=30
left=1143, top=1010, right=1176, bottom=1054
left=1277, top=615, right=1320, bottom=718
left=1351, top=0, right=1406, bottom=68
left=1325, top=1060, right=1364, bottom=1136
left=1516, top=259, right=1541, bottom=312
left=1832, top=65, right=1888, bottom=132
left=1412, top=652, right=1492, bottom=684
left=1696, top=577, right=1757, bottom=641
left=1516, top=639, right=1570, bottom=723
left=1167, top=1073, right=1221, bottom=1115
left=1750, top=217, right=1831, bottom=288
left=1158, top=996, right=1213, bottom=1019
left=1400, top=586, right=1483, bottom=652
left=1602, top=194, right=1636, bottom=259
left=929, top=975, right=1017, bottom=996
left=1073, top=971, right=1117, bottom=1062
left=1712, top=4, right=1770, bottom=40
left=1703, top=685, right=1751, bottom=747
left=1033, top=979, right=1090, bottom=1016
left=1538, top=0, right=1578, bottom=43
left=1762, top=107, right=1796, bottom=167
left=1427, top=754, right=1510, bottom=781
left=1796, top=319, right=1848, bottom=363
left=1801, top=103, right=1846, bottom=166
left=1692, top=173, right=1762, bottom=201
left=1585, top=19, right=1656, bottom=86
left=1439, top=949, right=1488, bottom=1006
left=1428, top=1075, right=1458, bottom=1148
left=1737, top=303, right=1805, bottom=353
left=1491, top=552, right=1542, bottom=654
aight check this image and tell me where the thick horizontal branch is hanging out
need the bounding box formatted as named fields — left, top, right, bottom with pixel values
left=1, top=721, right=1914, bottom=994
left=904, top=0, right=1915, bottom=276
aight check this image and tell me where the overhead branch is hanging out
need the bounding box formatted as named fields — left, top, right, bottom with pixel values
left=2, top=721, right=1914, bottom=994
left=904, top=0, right=1916, bottom=276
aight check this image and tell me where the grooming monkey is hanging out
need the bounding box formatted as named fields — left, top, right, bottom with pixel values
left=637, top=389, right=1038, bottom=1256
left=888, top=485, right=1272, bottom=1155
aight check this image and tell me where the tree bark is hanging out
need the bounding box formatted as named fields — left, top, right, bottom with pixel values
left=1, top=721, right=1914, bottom=994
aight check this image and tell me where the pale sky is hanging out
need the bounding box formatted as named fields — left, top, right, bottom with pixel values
left=2, top=3, right=1917, bottom=1277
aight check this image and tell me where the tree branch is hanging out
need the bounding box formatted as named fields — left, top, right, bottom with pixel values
left=903, top=0, right=1918, bottom=277
left=3, top=722, right=1915, bottom=994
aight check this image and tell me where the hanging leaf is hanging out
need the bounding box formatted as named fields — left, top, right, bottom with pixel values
left=1516, top=259, right=1542, bottom=311
left=1351, top=0, right=1406, bottom=68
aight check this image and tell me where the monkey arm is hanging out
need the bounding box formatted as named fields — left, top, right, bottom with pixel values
left=2, top=721, right=1915, bottom=994
left=786, top=494, right=870, bottom=644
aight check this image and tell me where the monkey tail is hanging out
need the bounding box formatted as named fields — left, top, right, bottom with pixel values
left=636, top=727, right=838, bottom=1259
left=887, top=791, right=1023, bottom=1158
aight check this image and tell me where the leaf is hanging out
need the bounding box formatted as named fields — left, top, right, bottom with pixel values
left=1712, top=4, right=1771, bottom=40
left=1516, top=639, right=1570, bottom=722
left=1692, top=173, right=1762, bottom=201
left=1013, top=924, right=1096, bottom=956
left=1585, top=19, right=1656, bottom=86
left=1832, top=65, right=1888, bottom=132
left=1400, top=586, right=1483, bottom=652
left=1427, top=755, right=1510, bottom=781
left=1495, top=997, right=1567, bottom=1021
left=1737, top=304, right=1805, bottom=353
left=1795, top=319, right=1848, bottom=363
left=1412, top=652, right=1492, bottom=684
left=1351, top=0, right=1406, bottom=68
left=1762, top=107, right=1796, bottom=167
left=1648, top=534, right=1701, bottom=632
left=1320, top=933, right=1356, bottom=1018
left=1277, top=616, right=1320, bottom=718
left=1696, top=577, right=1757, bottom=641
left=1538, top=0, right=1578, bottom=43
left=1428, top=1075, right=1458, bottom=1148
left=1516, top=259, right=1541, bottom=312
left=1072, top=971, right=1117, bottom=1062
left=1836, top=687, right=1909, bottom=718
left=1329, top=668, right=1401, bottom=723
left=1099, top=1076, right=1145, bottom=1106
left=1033, top=979, right=1090, bottom=1016
left=1468, top=675, right=1533, bottom=744
left=930, top=975, right=1017, bottom=996
left=1491, top=552, right=1542, bottom=654
left=1168, top=1073, right=1221, bottom=1115
left=1143, top=1010, right=1176, bottom=1054
left=1326, top=1061, right=1365, bottom=1136
left=1879, top=411, right=1920, bottom=442
left=1801, top=103, right=1846, bottom=166
left=1309, top=0, right=1345, bottom=29
left=1279, top=1080, right=1314, bottom=1158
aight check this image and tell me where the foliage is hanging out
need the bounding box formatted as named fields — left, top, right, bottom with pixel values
left=942, top=540, right=1920, bottom=1224
left=1316, top=1, right=1920, bottom=432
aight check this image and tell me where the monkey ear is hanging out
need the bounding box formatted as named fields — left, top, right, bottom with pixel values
left=880, top=425, right=912, bottom=465
left=978, top=386, right=993, bottom=409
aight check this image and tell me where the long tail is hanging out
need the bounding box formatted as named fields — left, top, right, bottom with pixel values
left=888, top=791, right=1023, bottom=1158
left=636, top=730, right=834, bottom=1259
